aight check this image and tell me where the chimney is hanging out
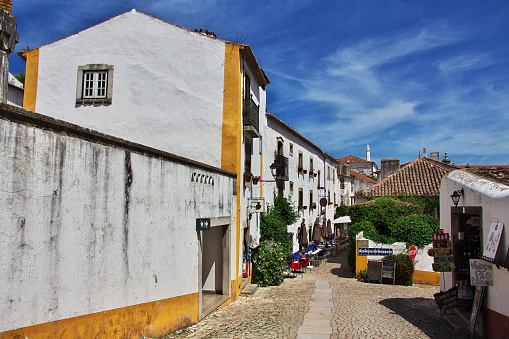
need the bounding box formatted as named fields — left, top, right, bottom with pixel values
left=366, top=144, right=371, bottom=162
left=423, top=148, right=427, bottom=158
left=430, top=152, right=440, bottom=161
left=0, top=0, right=18, bottom=103
left=381, top=158, right=400, bottom=181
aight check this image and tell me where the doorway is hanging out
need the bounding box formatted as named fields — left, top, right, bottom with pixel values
left=198, top=219, right=230, bottom=319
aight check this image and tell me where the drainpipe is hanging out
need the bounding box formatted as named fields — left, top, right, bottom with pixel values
left=0, top=0, right=19, bottom=103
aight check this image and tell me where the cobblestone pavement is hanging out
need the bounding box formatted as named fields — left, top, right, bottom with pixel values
left=158, top=246, right=463, bottom=339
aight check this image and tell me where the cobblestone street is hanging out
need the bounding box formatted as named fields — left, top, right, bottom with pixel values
left=158, top=247, right=463, bottom=339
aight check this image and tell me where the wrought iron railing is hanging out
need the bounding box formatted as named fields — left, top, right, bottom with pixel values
left=243, top=97, right=259, bottom=133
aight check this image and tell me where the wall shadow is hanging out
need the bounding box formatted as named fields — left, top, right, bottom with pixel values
left=379, top=297, right=463, bottom=338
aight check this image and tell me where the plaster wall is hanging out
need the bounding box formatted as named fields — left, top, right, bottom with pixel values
left=0, top=116, right=234, bottom=333
left=440, top=170, right=509, bottom=318
left=33, top=10, right=225, bottom=168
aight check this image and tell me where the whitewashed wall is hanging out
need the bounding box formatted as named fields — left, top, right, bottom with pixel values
left=0, top=113, right=234, bottom=332
left=440, top=170, right=509, bottom=319
left=356, top=233, right=435, bottom=272
left=262, top=115, right=339, bottom=252
left=34, top=10, right=226, bottom=168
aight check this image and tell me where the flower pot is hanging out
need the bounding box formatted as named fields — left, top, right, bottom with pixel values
left=252, top=178, right=259, bottom=185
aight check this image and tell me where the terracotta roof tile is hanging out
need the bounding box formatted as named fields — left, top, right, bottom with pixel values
left=337, top=155, right=372, bottom=164
left=350, top=170, right=377, bottom=184
left=357, top=158, right=449, bottom=198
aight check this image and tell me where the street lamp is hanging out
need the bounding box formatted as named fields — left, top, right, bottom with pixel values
left=270, top=161, right=280, bottom=179
left=450, top=188, right=464, bottom=207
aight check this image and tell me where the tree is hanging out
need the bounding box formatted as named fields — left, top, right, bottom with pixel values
left=15, top=73, right=25, bottom=85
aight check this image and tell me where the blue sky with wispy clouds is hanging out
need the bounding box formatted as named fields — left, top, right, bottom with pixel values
left=10, top=0, right=509, bottom=166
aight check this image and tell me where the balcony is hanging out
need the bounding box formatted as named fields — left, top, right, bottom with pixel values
left=273, top=154, right=289, bottom=181
left=243, top=97, right=260, bottom=138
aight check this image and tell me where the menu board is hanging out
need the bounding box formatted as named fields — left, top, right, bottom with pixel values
left=483, top=222, right=504, bottom=260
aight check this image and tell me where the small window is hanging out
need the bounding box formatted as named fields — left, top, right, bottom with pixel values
left=309, top=191, right=313, bottom=210
left=289, top=181, right=294, bottom=194
left=310, top=158, right=314, bottom=173
left=298, top=188, right=304, bottom=209
left=298, top=152, right=303, bottom=172
left=76, top=64, right=114, bottom=104
left=289, top=143, right=294, bottom=156
left=327, top=166, right=330, bottom=180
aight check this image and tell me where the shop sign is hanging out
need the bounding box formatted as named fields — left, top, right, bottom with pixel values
left=433, top=287, right=458, bottom=310
left=196, top=218, right=210, bottom=231
left=469, top=286, right=486, bottom=336
left=430, top=229, right=454, bottom=272
left=358, top=248, right=393, bottom=256
left=381, top=260, right=396, bottom=284
left=469, top=259, right=494, bottom=286
left=483, top=222, right=504, bottom=260
left=432, top=256, right=455, bottom=272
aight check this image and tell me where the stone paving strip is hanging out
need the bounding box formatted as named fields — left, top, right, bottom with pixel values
left=296, top=281, right=333, bottom=339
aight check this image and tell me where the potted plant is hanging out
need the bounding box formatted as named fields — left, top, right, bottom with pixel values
left=312, top=203, right=317, bottom=209
left=244, top=172, right=252, bottom=182
left=252, top=175, right=260, bottom=184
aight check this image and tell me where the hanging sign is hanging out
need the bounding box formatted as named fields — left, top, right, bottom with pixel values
left=469, top=259, right=494, bottom=286
left=483, top=222, right=504, bottom=260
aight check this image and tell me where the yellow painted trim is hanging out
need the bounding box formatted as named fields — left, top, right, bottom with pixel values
left=413, top=270, right=440, bottom=285
left=355, top=240, right=367, bottom=278
left=0, top=293, right=199, bottom=339
left=21, top=48, right=39, bottom=112
left=221, top=42, right=243, bottom=292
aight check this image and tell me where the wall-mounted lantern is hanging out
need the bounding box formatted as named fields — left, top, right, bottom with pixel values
left=450, top=188, right=464, bottom=207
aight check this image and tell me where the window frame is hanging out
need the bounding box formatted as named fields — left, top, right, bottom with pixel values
left=76, top=64, right=114, bottom=105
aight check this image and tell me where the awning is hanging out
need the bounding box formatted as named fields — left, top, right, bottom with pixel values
left=333, top=216, right=351, bottom=224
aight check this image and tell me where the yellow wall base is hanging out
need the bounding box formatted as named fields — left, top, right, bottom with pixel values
left=413, top=270, right=440, bottom=285
left=0, top=293, right=198, bottom=339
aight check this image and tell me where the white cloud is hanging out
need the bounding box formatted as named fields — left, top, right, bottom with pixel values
left=437, top=54, right=493, bottom=73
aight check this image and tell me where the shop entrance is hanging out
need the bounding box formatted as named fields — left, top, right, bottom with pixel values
left=450, top=206, right=483, bottom=330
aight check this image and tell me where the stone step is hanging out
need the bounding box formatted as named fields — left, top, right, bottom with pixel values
left=240, top=283, right=258, bottom=295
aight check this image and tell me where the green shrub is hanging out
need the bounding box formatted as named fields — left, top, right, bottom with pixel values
left=335, top=205, right=350, bottom=219
left=389, top=214, right=439, bottom=247
left=253, top=241, right=287, bottom=287
left=349, top=197, right=418, bottom=236
left=383, top=253, right=414, bottom=286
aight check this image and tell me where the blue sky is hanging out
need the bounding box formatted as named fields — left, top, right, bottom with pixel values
left=10, top=0, right=509, bottom=166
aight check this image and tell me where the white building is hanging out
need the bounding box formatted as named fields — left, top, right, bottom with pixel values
left=260, top=113, right=340, bottom=253
left=7, top=72, right=23, bottom=107
left=13, top=9, right=270, bottom=337
left=440, top=167, right=509, bottom=338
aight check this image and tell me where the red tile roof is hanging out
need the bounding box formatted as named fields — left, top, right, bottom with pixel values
left=337, top=155, right=372, bottom=164
left=356, top=158, right=449, bottom=198
left=350, top=170, right=377, bottom=184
